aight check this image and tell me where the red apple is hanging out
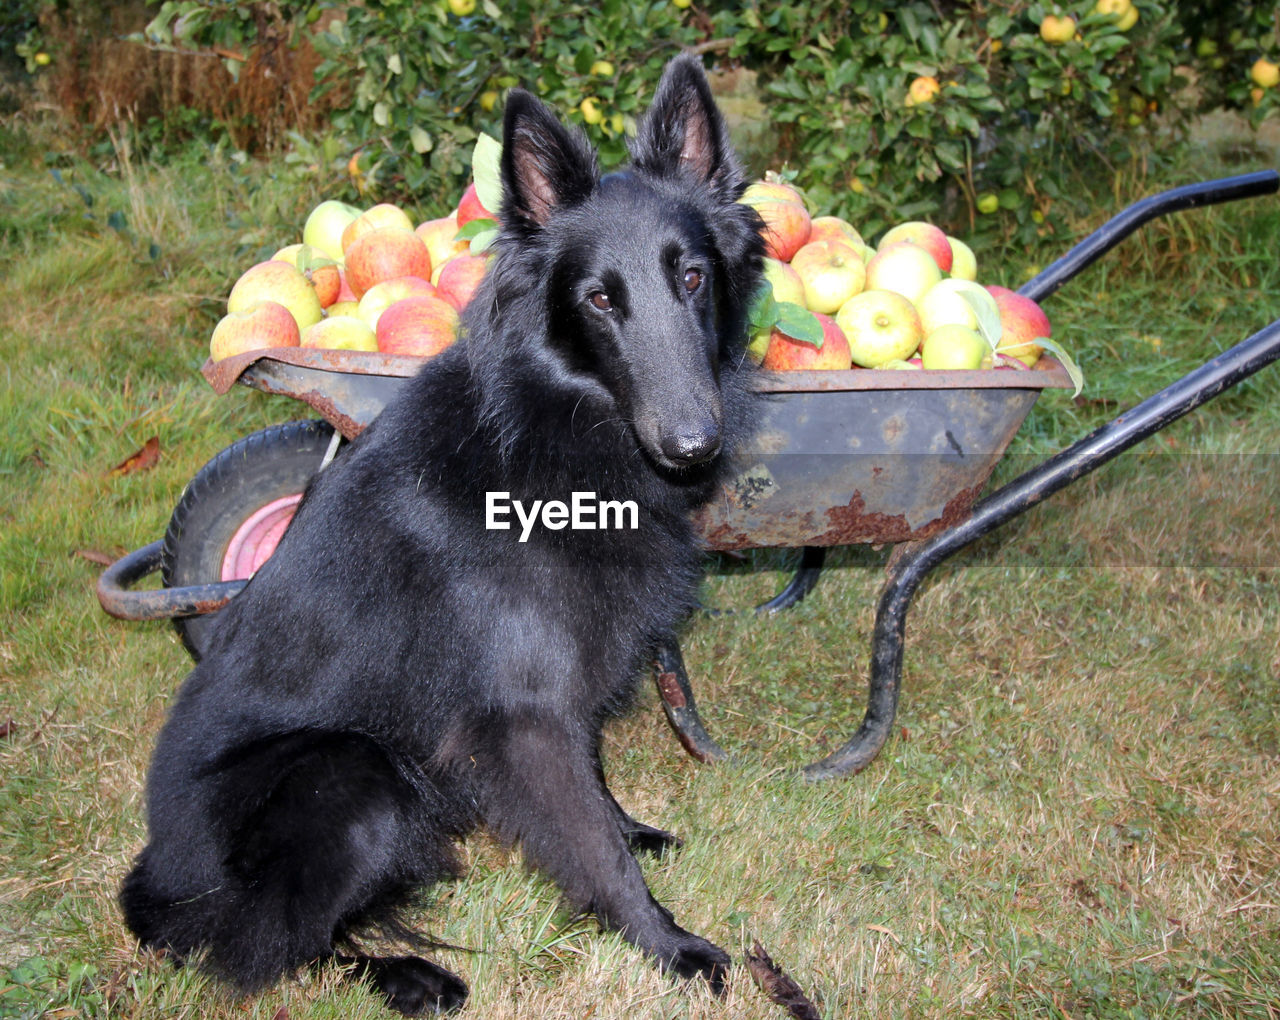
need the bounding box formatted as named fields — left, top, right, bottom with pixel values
left=416, top=214, right=470, bottom=269
left=356, top=276, right=440, bottom=331
left=879, top=221, right=953, bottom=273
left=341, top=203, right=415, bottom=255
left=807, top=215, right=865, bottom=249
left=741, top=179, right=805, bottom=206
left=209, top=300, right=300, bottom=361
left=376, top=295, right=460, bottom=357
left=762, top=312, right=852, bottom=370
left=436, top=254, right=488, bottom=311
left=301, top=314, right=379, bottom=351
left=344, top=227, right=433, bottom=299
left=456, top=182, right=496, bottom=228
left=864, top=242, right=943, bottom=305
left=739, top=184, right=811, bottom=262
left=988, top=285, right=1051, bottom=366
left=835, top=289, right=923, bottom=368
left=789, top=239, right=866, bottom=315
left=307, top=263, right=342, bottom=308
left=227, top=260, right=324, bottom=332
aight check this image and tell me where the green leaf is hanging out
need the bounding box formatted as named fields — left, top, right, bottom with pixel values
left=456, top=217, right=498, bottom=242
left=747, top=282, right=778, bottom=333
left=1021, top=336, right=1085, bottom=397
left=409, top=124, right=433, bottom=154
left=775, top=302, right=824, bottom=349
left=468, top=225, right=499, bottom=253
left=471, top=133, right=504, bottom=217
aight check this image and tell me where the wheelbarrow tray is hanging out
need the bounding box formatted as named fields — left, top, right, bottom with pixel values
left=203, top=347, right=1072, bottom=551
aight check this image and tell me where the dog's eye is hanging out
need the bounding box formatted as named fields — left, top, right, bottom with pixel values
left=588, top=291, right=612, bottom=312
left=683, top=268, right=703, bottom=293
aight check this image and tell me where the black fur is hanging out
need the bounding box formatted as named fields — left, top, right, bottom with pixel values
left=121, top=53, right=764, bottom=1014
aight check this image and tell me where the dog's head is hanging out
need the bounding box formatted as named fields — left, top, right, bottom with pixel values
left=484, top=54, right=764, bottom=474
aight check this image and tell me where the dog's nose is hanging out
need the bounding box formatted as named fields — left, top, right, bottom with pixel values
left=660, top=426, right=721, bottom=466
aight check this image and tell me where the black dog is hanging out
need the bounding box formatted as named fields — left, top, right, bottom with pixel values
left=121, top=54, right=764, bottom=1014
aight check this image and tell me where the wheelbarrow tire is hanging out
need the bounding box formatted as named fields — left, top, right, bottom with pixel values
left=161, top=419, right=338, bottom=661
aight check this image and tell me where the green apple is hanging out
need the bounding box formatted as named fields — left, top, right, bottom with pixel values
left=789, top=239, right=866, bottom=314
left=300, top=314, right=378, bottom=351
left=835, top=289, right=923, bottom=368
left=864, top=242, right=943, bottom=305
left=917, top=278, right=1000, bottom=338
left=227, top=260, right=324, bottom=332
left=921, top=324, right=989, bottom=370
left=761, top=257, right=806, bottom=307
left=302, top=200, right=361, bottom=263
left=946, top=236, right=978, bottom=280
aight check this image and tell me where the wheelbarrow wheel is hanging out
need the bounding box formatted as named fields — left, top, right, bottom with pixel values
left=161, top=419, right=338, bottom=660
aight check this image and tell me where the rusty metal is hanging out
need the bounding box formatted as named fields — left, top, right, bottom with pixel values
left=96, top=541, right=246, bottom=621
left=652, top=639, right=728, bottom=763
left=697, top=376, right=1056, bottom=550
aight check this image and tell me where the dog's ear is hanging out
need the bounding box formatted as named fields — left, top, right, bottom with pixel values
left=631, top=53, right=745, bottom=200
left=501, top=89, right=599, bottom=230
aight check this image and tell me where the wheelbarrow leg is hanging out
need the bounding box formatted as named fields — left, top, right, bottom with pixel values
left=755, top=545, right=826, bottom=613
left=652, top=636, right=728, bottom=763
left=804, top=316, right=1280, bottom=780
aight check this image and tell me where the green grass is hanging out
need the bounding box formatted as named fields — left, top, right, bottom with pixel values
left=2, top=108, right=1279, bottom=1019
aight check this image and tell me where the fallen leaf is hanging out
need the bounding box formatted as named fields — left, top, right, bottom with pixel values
left=109, top=436, right=161, bottom=477
left=746, top=941, right=822, bottom=1020
left=74, top=549, right=117, bottom=567
left=0, top=720, right=15, bottom=740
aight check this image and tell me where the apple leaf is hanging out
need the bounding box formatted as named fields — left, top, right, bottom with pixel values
left=1022, top=336, right=1085, bottom=397
left=456, top=217, right=499, bottom=253
left=775, top=302, right=824, bottom=349
left=955, top=283, right=1004, bottom=351
left=471, top=133, right=504, bottom=217
left=747, top=282, right=778, bottom=334
left=408, top=125, right=433, bottom=154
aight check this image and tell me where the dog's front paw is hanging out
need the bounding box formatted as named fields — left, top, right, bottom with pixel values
left=351, top=954, right=468, bottom=1015
left=662, top=934, right=731, bottom=994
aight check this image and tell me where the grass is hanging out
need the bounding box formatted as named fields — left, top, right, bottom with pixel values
left=1, top=105, right=1279, bottom=1019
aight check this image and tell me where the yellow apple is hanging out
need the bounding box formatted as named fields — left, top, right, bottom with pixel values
left=789, top=239, right=866, bottom=315
left=301, top=315, right=378, bottom=351
left=835, top=289, right=923, bottom=368
left=227, top=260, right=324, bottom=332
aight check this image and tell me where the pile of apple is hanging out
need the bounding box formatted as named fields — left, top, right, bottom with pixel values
left=739, top=177, right=1053, bottom=373
left=208, top=184, right=496, bottom=362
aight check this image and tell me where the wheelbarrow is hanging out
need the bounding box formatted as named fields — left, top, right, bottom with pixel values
left=97, top=170, right=1280, bottom=780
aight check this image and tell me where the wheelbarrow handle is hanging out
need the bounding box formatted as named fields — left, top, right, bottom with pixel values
left=96, top=540, right=246, bottom=621
left=804, top=314, right=1280, bottom=780
left=1019, top=170, right=1280, bottom=303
